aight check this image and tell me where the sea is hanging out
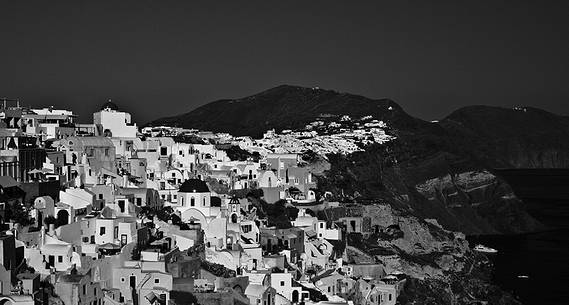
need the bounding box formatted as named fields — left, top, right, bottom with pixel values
left=468, top=170, right=569, bottom=305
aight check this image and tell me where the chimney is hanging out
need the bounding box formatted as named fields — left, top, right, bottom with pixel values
left=48, top=224, right=55, bottom=236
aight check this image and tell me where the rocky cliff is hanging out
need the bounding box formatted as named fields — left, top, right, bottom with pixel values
left=318, top=144, right=543, bottom=235
left=342, top=204, right=521, bottom=305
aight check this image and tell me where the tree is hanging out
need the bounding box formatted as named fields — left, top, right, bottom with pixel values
left=156, top=206, right=174, bottom=222
left=6, top=202, right=32, bottom=227
left=170, top=214, right=181, bottom=225
left=170, top=291, right=200, bottom=305
left=286, top=206, right=299, bottom=221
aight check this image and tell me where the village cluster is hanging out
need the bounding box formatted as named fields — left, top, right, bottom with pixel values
left=0, top=101, right=404, bottom=305
left=144, top=114, right=395, bottom=157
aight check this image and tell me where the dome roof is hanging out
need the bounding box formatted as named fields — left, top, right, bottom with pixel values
left=101, top=101, right=119, bottom=111
left=179, top=179, right=210, bottom=193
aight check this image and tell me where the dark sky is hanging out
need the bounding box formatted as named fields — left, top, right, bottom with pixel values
left=1, top=0, right=568, bottom=124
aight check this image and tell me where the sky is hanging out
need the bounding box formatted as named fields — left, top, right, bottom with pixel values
left=1, top=0, right=569, bottom=124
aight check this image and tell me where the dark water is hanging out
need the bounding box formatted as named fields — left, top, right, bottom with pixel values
left=468, top=198, right=569, bottom=305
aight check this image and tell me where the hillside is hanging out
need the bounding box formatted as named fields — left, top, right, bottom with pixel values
left=148, top=85, right=435, bottom=137
left=439, top=105, right=569, bottom=168
left=151, top=86, right=569, bottom=169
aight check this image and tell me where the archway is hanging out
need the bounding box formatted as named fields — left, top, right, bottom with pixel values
left=292, top=290, right=299, bottom=303
left=231, top=213, right=238, bottom=224
left=56, top=210, right=69, bottom=226
left=0, top=296, right=15, bottom=305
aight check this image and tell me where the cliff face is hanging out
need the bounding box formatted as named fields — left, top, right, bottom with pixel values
left=319, top=145, right=544, bottom=235
left=411, top=170, right=543, bottom=234
left=345, top=204, right=520, bottom=305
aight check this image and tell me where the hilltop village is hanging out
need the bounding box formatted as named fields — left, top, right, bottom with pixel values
left=0, top=101, right=459, bottom=305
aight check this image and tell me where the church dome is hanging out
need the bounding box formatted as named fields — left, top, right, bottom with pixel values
left=179, top=179, right=210, bottom=193
left=101, top=100, right=119, bottom=111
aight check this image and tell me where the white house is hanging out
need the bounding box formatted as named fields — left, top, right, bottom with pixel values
left=93, top=102, right=138, bottom=138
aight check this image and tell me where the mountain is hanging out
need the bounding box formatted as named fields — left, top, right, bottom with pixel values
left=151, top=85, right=569, bottom=168
left=148, top=84, right=434, bottom=137
left=150, top=85, right=569, bottom=234
left=439, top=105, right=569, bottom=168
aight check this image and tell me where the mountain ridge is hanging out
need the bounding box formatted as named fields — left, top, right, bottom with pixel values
left=148, top=85, right=569, bottom=172
left=148, top=84, right=434, bottom=138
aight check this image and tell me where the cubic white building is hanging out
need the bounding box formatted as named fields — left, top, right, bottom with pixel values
left=93, top=102, right=138, bottom=138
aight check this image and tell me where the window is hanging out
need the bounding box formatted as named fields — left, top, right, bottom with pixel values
left=190, top=197, right=195, bottom=206
left=328, top=287, right=331, bottom=293
left=98, top=194, right=103, bottom=200
left=114, top=226, right=119, bottom=239
left=203, top=198, right=206, bottom=206
left=121, top=277, right=125, bottom=282
left=83, top=285, right=86, bottom=295
left=320, top=223, right=324, bottom=229
left=280, top=281, right=285, bottom=286
left=160, top=147, right=167, bottom=156
left=136, top=198, right=142, bottom=206
left=100, top=227, right=106, bottom=235
left=58, top=256, right=63, bottom=263
left=83, top=237, right=89, bottom=243
left=104, top=148, right=109, bottom=157
left=242, top=225, right=252, bottom=233
left=94, top=288, right=97, bottom=296
left=171, top=173, right=176, bottom=178
left=155, top=278, right=160, bottom=284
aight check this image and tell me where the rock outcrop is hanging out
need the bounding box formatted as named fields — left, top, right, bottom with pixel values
left=344, top=204, right=521, bottom=305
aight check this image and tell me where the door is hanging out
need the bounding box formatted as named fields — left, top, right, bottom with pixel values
left=48, top=255, right=55, bottom=267
left=292, top=290, right=299, bottom=303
